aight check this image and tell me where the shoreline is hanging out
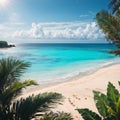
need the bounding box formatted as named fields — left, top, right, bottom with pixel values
left=18, top=64, right=120, bottom=120
left=24, top=59, right=120, bottom=87
left=23, top=57, right=120, bottom=86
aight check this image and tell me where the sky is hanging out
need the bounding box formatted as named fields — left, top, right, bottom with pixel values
left=0, top=0, right=109, bottom=43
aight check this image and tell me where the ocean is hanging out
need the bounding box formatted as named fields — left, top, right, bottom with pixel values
left=0, top=43, right=119, bottom=85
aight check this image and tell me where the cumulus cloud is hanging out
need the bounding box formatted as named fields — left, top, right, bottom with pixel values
left=12, top=21, right=104, bottom=39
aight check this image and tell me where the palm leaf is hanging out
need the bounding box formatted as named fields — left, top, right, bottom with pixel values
left=77, top=81, right=120, bottom=120
left=1, top=80, right=38, bottom=107
left=107, top=82, right=119, bottom=112
left=93, top=91, right=108, bottom=118
left=0, top=58, right=65, bottom=120
left=96, top=10, right=120, bottom=49
left=77, top=108, right=101, bottom=120
left=118, top=81, right=120, bottom=86
left=108, top=0, right=120, bottom=15
left=40, top=111, right=73, bottom=120
left=116, top=96, right=120, bottom=118
left=106, top=96, right=120, bottom=119
left=109, top=50, right=120, bottom=55
left=12, top=92, right=63, bottom=120
left=0, top=57, right=30, bottom=90
left=107, top=105, right=116, bottom=117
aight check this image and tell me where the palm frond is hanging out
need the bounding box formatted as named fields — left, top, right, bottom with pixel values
left=0, top=58, right=65, bottom=120
left=77, top=82, right=120, bottom=120
left=118, top=81, right=120, bottom=86
left=93, top=91, right=108, bottom=118
left=12, top=92, right=63, bottom=120
left=108, top=0, right=120, bottom=15
left=107, top=82, right=120, bottom=118
left=0, top=80, right=38, bottom=107
left=109, top=49, right=120, bottom=55
left=40, top=111, right=73, bottom=120
left=96, top=10, right=120, bottom=48
left=77, top=108, right=102, bottom=120
left=107, top=82, right=119, bottom=106
left=0, top=57, right=30, bottom=90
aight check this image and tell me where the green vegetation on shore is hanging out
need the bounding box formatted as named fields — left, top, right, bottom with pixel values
left=0, top=57, right=63, bottom=120
left=77, top=82, right=120, bottom=120
left=0, top=0, right=120, bottom=119
left=77, top=1, right=120, bottom=119
left=96, top=0, right=120, bottom=55
left=0, top=41, right=15, bottom=48
left=0, top=57, right=119, bottom=120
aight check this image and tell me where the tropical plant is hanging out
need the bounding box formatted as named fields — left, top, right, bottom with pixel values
left=96, top=10, right=120, bottom=48
left=96, top=0, right=120, bottom=55
left=39, top=111, right=73, bottom=120
left=77, top=82, right=120, bottom=120
left=108, top=0, right=120, bottom=15
left=0, top=57, right=63, bottom=120
left=109, top=49, right=120, bottom=55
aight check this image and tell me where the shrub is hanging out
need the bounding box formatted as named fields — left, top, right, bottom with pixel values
left=77, top=82, right=120, bottom=120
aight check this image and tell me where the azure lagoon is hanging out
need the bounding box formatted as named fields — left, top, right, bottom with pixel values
left=0, top=43, right=119, bottom=85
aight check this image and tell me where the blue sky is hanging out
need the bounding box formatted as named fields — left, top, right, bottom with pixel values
left=0, top=0, right=108, bottom=43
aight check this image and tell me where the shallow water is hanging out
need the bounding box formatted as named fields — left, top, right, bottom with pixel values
left=0, top=43, right=119, bottom=85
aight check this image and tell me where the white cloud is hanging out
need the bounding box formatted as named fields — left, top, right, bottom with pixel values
left=79, top=11, right=95, bottom=18
left=0, top=22, right=24, bottom=36
left=11, top=21, right=105, bottom=40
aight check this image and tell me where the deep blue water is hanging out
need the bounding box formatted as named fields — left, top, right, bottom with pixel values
left=0, top=43, right=119, bottom=84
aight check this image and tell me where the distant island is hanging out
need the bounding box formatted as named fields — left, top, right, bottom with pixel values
left=0, top=41, right=15, bottom=48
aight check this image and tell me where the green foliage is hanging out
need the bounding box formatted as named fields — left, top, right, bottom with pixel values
left=0, top=41, right=8, bottom=48
left=106, top=82, right=120, bottom=119
left=93, top=91, right=108, bottom=117
left=0, top=57, right=30, bottom=89
left=39, top=111, right=73, bottom=120
left=0, top=58, right=63, bottom=120
left=12, top=93, right=63, bottom=120
left=108, top=0, right=120, bottom=16
left=96, top=0, right=120, bottom=54
left=96, top=10, right=120, bottom=48
left=77, top=82, right=120, bottom=120
left=109, top=49, right=120, bottom=55
left=77, top=109, right=101, bottom=120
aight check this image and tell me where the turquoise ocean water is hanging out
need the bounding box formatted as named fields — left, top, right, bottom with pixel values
left=0, top=43, right=119, bottom=85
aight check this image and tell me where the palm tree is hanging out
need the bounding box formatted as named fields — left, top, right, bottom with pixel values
left=96, top=10, right=120, bottom=48
left=96, top=1, right=120, bottom=55
left=0, top=57, right=63, bottom=120
left=108, top=0, right=120, bottom=16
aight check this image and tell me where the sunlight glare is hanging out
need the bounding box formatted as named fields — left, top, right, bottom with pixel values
left=0, top=0, right=8, bottom=7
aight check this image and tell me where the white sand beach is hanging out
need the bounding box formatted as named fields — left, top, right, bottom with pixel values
left=19, top=64, right=120, bottom=120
